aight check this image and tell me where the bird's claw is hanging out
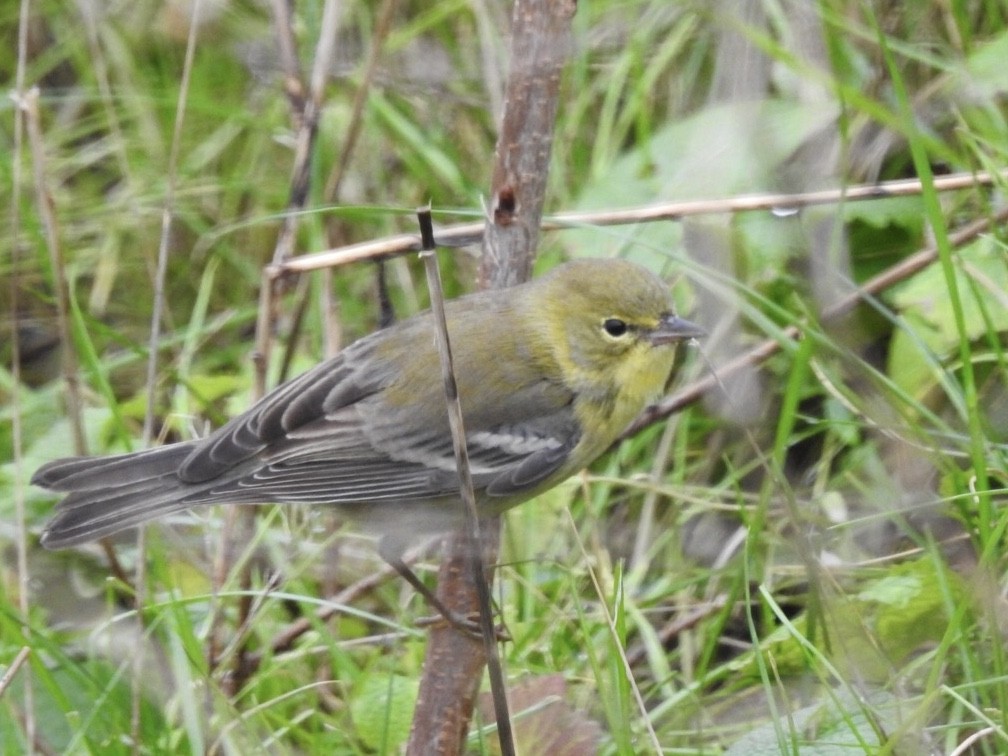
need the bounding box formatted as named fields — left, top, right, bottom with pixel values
left=415, top=611, right=510, bottom=642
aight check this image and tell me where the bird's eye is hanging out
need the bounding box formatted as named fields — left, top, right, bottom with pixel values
left=602, top=318, right=629, bottom=338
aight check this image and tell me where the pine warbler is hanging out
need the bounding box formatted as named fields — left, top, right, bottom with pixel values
left=35, top=258, right=702, bottom=549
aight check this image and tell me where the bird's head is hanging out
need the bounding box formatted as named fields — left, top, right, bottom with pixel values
left=532, top=258, right=703, bottom=408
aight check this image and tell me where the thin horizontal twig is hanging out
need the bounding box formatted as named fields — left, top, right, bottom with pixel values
left=269, top=169, right=1006, bottom=276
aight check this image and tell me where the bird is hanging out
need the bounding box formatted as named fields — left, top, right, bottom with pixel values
left=34, top=257, right=702, bottom=553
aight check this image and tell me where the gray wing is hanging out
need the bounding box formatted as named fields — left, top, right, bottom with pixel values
left=180, top=385, right=581, bottom=508
left=174, top=325, right=581, bottom=506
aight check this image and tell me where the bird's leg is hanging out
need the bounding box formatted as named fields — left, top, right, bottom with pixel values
left=378, top=538, right=508, bottom=641
left=385, top=555, right=480, bottom=635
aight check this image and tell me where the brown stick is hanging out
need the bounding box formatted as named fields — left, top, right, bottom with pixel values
left=479, top=0, right=578, bottom=289
left=406, top=530, right=495, bottom=753
left=406, top=1, right=576, bottom=753
left=275, top=169, right=1006, bottom=274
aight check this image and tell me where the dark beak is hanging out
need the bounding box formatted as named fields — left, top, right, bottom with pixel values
left=648, top=314, right=705, bottom=346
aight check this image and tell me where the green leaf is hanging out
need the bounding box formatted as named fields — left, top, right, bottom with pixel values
left=888, top=236, right=1008, bottom=398
left=724, top=688, right=910, bottom=755
left=952, top=30, right=1008, bottom=100
left=350, top=673, right=419, bottom=752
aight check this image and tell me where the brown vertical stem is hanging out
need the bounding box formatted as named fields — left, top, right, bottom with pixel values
left=406, top=1, right=576, bottom=753
left=480, top=0, right=576, bottom=290
left=406, top=525, right=499, bottom=754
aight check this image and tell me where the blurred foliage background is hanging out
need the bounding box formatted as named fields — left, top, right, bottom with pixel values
left=2, top=0, right=1008, bottom=753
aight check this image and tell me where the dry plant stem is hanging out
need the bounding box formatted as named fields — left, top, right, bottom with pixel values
left=96, top=541, right=132, bottom=596
left=322, top=0, right=399, bottom=206
left=269, top=0, right=305, bottom=109
left=213, top=571, right=283, bottom=682
left=417, top=211, right=515, bottom=756
left=10, top=4, right=33, bottom=742
left=950, top=727, right=999, bottom=756
left=479, top=0, right=577, bottom=289
left=277, top=273, right=313, bottom=384
left=256, top=0, right=341, bottom=397
left=469, top=0, right=507, bottom=121
left=23, top=89, right=86, bottom=454
left=210, top=0, right=343, bottom=692
left=273, top=0, right=341, bottom=268
left=624, top=202, right=1008, bottom=437
left=256, top=0, right=342, bottom=402
left=408, top=1, right=575, bottom=753
left=0, top=647, right=32, bottom=698
left=624, top=595, right=729, bottom=668
left=316, top=0, right=395, bottom=365
left=322, top=266, right=342, bottom=357
left=247, top=560, right=404, bottom=668
left=277, top=169, right=1006, bottom=274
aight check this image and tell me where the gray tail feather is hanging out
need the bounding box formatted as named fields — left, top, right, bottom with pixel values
left=32, top=444, right=196, bottom=491
left=34, top=444, right=205, bottom=548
